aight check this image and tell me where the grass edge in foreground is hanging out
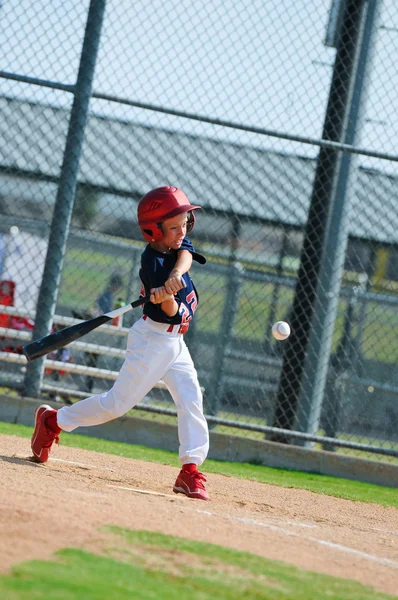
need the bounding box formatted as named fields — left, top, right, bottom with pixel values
left=0, top=528, right=396, bottom=600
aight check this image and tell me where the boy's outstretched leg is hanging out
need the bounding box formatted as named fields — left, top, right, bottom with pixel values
left=31, top=404, right=62, bottom=462
left=173, top=463, right=209, bottom=501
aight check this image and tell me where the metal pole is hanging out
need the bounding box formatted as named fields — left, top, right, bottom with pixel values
left=294, top=0, right=380, bottom=442
left=23, top=0, right=106, bottom=398
left=271, top=0, right=377, bottom=442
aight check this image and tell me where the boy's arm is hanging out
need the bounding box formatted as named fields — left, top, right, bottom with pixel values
left=164, top=249, right=193, bottom=295
left=150, top=286, right=178, bottom=317
left=150, top=250, right=192, bottom=317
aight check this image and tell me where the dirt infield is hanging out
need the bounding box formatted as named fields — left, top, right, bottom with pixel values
left=0, top=434, right=397, bottom=596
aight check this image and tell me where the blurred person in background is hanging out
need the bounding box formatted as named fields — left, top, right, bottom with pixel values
left=73, top=273, right=124, bottom=393
left=95, top=273, right=123, bottom=316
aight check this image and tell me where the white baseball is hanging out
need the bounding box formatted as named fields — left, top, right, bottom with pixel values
left=272, top=321, right=291, bottom=341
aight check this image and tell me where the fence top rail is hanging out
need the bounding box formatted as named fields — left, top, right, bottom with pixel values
left=1, top=70, right=398, bottom=164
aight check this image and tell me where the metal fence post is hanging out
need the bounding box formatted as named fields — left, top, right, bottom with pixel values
left=23, top=0, right=106, bottom=398
left=271, top=0, right=379, bottom=442
left=294, top=0, right=380, bottom=443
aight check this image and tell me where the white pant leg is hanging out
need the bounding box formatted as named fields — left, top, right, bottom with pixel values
left=162, top=340, right=209, bottom=466
left=57, top=318, right=180, bottom=432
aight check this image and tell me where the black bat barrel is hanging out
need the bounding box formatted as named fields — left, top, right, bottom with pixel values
left=23, top=294, right=150, bottom=362
left=23, top=314, right=111, bottom=362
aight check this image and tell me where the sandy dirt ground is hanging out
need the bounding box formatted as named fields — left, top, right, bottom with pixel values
left=0, top=434, right=397, bottom=596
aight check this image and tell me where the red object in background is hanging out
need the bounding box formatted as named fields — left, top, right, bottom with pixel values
left=111, top=298, right=125, bottom=327
left=0, top=280, right=35, bottom=354
left=0, top=279, right=73, bottom=401
left=0, top=280, right=16, bottom=328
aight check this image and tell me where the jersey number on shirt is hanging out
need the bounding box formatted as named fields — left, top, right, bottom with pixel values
left=179, top=290, right=198, bottom=333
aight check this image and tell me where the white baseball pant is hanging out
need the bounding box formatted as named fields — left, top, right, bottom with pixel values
left=57, top=316, right=209, bottom=465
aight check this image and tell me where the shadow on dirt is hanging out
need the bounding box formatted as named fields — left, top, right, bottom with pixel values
left=0, top=454, right=41, bottom=467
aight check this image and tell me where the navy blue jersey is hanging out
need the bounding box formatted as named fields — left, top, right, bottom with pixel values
left=139, top=237, right=206, bottom=325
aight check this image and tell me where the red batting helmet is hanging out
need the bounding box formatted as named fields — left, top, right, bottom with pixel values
left=137, top=186, right=201, bottom=242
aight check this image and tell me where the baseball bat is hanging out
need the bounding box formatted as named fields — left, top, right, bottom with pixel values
left=23, top=294, right=150, bottom=362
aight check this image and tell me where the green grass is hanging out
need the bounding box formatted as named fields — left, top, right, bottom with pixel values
left=0, top=528, right=396, bottom=600
left=1, top=421, right=397, bottom=508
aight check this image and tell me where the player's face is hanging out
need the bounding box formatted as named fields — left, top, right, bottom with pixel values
left=157, top=212, right=188, bottom=252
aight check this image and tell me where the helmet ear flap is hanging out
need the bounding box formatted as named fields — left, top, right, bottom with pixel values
left=187, top=211, right=195, bottom=233
left=142, top=223, right=163, bottom=242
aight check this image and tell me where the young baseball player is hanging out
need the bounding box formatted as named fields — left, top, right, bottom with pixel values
left=30, top=186, right=210, bottom=500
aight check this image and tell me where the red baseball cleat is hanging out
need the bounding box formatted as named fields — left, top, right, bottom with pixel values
left=173, top=468, right=209, bottom=501
left=31, top=404, right=60, bottom=463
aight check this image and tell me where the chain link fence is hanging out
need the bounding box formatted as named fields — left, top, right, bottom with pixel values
left=0, top=0, right=397, bottom=461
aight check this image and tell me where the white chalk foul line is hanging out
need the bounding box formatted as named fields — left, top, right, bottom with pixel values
left=14, top=455, right=98, bottom=469
left=107, top=485, right=177, bottom=499
left=50, top=457, right=115, bottom=472
left=45, top=469, right=397, bottom=569
left=50, top=457, right=97, bottom=469
left=195, top=510, right=398, bottom=569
